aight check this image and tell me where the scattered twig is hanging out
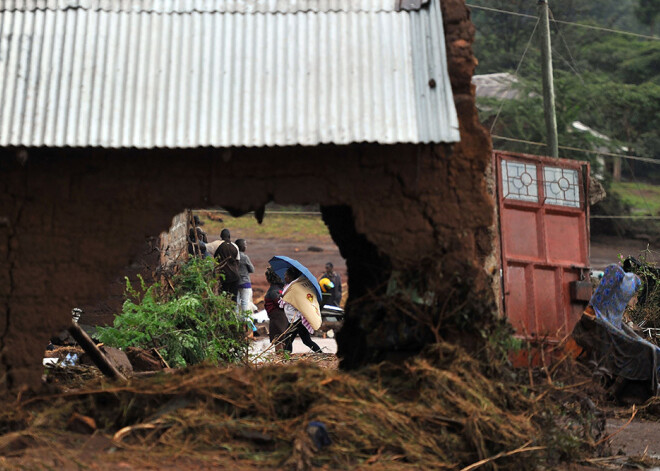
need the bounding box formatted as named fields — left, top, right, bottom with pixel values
left=595, top=405, right=637, bottom=446
left=114, top=423, right=159, bottom=443
left=539, top=342, right=553, bottom=386
left=459, top=441, right=546, bottom=471
left=153, top=348, right=170, bottom=369
left=548, top=352, right=569, bottom=376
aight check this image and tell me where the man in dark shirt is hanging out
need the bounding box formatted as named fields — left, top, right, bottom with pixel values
left=214, top=228, right=240, bottom=300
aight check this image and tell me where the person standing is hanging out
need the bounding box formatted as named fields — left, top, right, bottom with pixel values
left=187, top=226, right=207, bottom=257
left=235, top=239, right=255, bottom=315
left=263, top=267, right=289, bottom=351
left=319, top=262, right=342, bottom=307
left=213, top=229, right=240, bottom=300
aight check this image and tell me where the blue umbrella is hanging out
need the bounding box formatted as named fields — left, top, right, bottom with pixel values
left=269, top=255, right=323, bottom=301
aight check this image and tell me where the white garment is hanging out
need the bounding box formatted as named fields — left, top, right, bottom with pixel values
left=205, top=240, right=240, bottom=260
left=237, top=287, right=254, bottom=315
left=283, top=302, right=302, bottom=323
left=205, top=240, right=221, bottom=256
left=280, top=277, right=303, bottom=323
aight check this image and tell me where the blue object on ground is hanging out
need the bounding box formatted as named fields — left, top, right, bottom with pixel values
left=246, top=319, right=257, bottom=332
left=306, top=421, right=331, bottom=449
left=590, top=264, right=641, bottom=329
left=573, top=263, right=660, bottom=396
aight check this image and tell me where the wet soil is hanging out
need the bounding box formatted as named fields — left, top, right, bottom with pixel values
left=590, top=234, right=659, bottom=270
left=607, top=418, right=660, bottom=459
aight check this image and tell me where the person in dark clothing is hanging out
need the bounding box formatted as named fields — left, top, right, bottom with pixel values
left=187, top=226, right=207, bottom=257
left=319, top=262, right=342, bottom=307
left=281, top=267, right=322, bottom=353
left=214, top=229, right=240, bottom=300
left=284, top=319, right=322, bottom=353
left=264, top=267, right=289, bottom=351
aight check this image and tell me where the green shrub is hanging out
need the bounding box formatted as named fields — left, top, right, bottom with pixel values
left=97, top=257, right=249, bottom=367
left=623, top=251, right=660, bottom=334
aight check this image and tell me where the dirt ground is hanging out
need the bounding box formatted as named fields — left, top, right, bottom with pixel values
left=607, top=418, right=660, bottom=459
left=590, top=234, right=659, bottom=270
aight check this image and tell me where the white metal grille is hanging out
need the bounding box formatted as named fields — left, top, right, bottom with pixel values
left=543, top=166, right=580, bottom=208
left=501, top=160, right=539, bottom=203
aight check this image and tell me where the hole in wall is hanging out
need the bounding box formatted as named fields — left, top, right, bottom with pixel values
left=51, top=204, right=349, bottom=362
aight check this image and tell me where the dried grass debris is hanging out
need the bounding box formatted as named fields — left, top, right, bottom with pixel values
left=1, top=341, right=606, bottom=470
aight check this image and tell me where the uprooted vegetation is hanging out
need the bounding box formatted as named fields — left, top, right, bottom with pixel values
left=3, top=339, right=613, bottom=470
left=622, top=251, right=660, bottom=346
left=96, top=257, right=249, bottom=367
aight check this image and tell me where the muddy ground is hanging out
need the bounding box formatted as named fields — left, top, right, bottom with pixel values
left=590, top=234, right=659, bottom=270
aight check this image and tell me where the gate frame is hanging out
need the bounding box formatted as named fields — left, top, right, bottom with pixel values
left=493, top=150, right=591, bottom=342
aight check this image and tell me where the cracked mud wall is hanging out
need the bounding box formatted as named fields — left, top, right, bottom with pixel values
left=0, top=0, right=495, bottom=392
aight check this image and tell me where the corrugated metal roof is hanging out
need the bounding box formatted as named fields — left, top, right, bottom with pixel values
left=0, top=0, right=459, bottom=148
left=473, top=73, right=521, bottom=100
left=1, top=0, right=417, bottom=14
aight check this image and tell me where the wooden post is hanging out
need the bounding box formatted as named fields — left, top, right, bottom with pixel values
left=67, top=323, right=127, bottom=382
left=539, top=0, right=559, bottom=158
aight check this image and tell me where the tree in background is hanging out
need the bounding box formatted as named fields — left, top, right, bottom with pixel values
left=635, top=0, right=659, bottom=36
left=471, top=0, right=659, bottom=237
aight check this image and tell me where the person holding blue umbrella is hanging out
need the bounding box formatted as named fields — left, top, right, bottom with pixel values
left=269, top=256, right=323, bottom=353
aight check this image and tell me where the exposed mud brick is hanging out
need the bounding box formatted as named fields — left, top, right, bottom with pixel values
left=99, top=346, right=133, bottom=377
left=0, top=0, right=496, bottom=392
left=125, top=347, right=164, bottom=372
left=11, top=265, right=49, bottom=297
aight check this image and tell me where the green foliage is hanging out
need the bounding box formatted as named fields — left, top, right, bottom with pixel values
left=97, top=257, right=249, bottom=367
left=200, top=211, right=331, bottom=242
left=635, top=0, right=659, bottom=34
left=611, top=182, right=660, bottom=216
left=470, top=0, right=652, bottom=74
left=472, top=1, right=660, bottom=239
left=472, top=0, right=660, bottom=173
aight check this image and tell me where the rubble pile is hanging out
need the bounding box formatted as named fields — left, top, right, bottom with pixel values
left=2, top=341, right=606, bottom=470
left=623, top=256, right=660, bottom=346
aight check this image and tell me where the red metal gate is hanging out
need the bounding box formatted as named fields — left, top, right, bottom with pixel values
left=495, top=151, right=591, bottom=340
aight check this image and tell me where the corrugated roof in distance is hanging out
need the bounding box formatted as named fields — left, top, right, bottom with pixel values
left=0, top=0, right=460, bottom=148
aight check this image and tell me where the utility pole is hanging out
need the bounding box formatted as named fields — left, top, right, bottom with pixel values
left=538, top=0, right=558, bottom=158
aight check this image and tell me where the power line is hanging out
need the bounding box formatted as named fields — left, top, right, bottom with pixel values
left=467, top=3, right=660, bottom=41
left=468, top=4, right=537, bottom=20
left=549, top=9, right=583, bottom=82
left=590, top=215, right=660, bottom=220
left=198, top=208, right=658, bottom=219
left=489, top=16, right=540, bottom=133
left=200, top=209, right=323, bottom=216
left=491, top=135, right=660, bottom=165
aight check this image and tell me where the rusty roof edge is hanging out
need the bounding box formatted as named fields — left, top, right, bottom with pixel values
left=0, top=0, right=407, bottom=14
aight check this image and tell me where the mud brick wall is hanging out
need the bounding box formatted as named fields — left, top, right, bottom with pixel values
left=0, top=0, right=495, bottom=392
left=159, top=212, right=188, bottom=266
